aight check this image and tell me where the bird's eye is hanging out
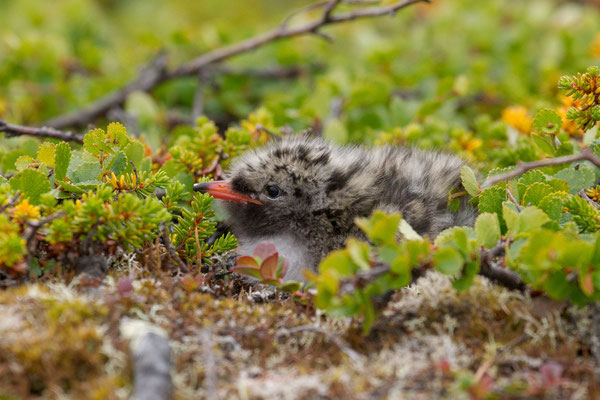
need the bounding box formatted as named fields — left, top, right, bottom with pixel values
left=265, top=185, right=282, bottom=199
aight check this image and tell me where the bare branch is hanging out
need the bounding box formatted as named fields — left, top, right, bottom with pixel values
left=161, top=224, right=188, bottom=272
left=579, top=188, right=600, bottom=210
left=43, top=0, right=427, bottom=130
left=484, top=148, right=600, bottom=188
left=44, top=52, right=169, bottom=130
left=0, top=118, right=84, bottom=143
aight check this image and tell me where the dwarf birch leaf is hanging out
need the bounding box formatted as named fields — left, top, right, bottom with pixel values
left=523, top=182, right=555, bottom=206
left=533, top=108, right=562, bottom=135
left=460, top=165, right=480, bottom=196
left=9, top=169, right=51, bottom=204
left=37, top=142, right=56, bottom=167
left=433, top=247, right=464, bottom=276
left=54, top=142, right=71, bottom=181
left=475, top=212, right=500, bottom=249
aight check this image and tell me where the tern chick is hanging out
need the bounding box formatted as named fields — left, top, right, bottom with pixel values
left=195, top=135, right=476, bottom=281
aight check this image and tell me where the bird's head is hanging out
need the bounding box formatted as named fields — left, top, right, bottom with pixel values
left=194, top=135, right=375, bottom=238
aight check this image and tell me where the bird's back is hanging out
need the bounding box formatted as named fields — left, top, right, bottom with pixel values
left=323, top=143, right=476, bottom=238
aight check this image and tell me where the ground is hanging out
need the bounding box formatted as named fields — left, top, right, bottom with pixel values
left=1, top=259, right=598, bottom=399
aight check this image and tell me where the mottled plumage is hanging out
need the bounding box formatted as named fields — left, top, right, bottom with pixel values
left=197, top=135, right=476, bottom=281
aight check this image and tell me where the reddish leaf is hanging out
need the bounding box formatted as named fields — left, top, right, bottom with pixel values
left=181, top=274, right=198, bottom=292
left=260, top=253, right=279, bottom=280
left=231, top=266, right=262, bottom=280
left=276, top=257, right=289, bottom=279
left=253, top=242, right=277, bottom=262
left=117, top=277, right=134, bottom=299
left=540, top=361, right=564, bottom=388
left=579, top=272, right=594, bottom=296
left=235, top=255, right=259, bottom=268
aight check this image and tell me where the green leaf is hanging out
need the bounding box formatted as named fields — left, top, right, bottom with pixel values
left=106, top=122, right=129, bottom=147
left=83, top=128, right=114, bottom=155
left=355, top=211, right=401, bottom=245
left=54, top=142, right=71, bottom=181
left=503, top=202, right=521, bottom=236
left=522, top=182, right=555, bottom=206
left=533, top=108, right=562, bottom=135
left=520, top=206, right=551, bottom=233
left=278, top=281, right=302, bottom=293
left=346, top=238, right=371, bottom=270
left=124, top=141, right=145, bottom=169
left=9, top=169, right=52, bottom=204
left=433, top=247, right=464, bottom=276
left=398, top=219, right=422, bottom=240
left=475, top=212, right=500, bottom=249
left=109, top=151, right=128, bottom=175
left=554, top=165, right=596, bottom=194
left=37, top=142, right=56, bottom=167
left=478, top=186, right=506, bottom=216
left=460, top=165, right=480, bottom=196
left=14, top=155, right=36, bottom=171
left=538, top=193, right=565, bottom=221
left=71, top=162, right=102, bottom=183
left=531, top=133, right=556, bottom=155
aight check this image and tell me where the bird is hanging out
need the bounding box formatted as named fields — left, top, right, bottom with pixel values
left=194, top=135, right=476, bottom=281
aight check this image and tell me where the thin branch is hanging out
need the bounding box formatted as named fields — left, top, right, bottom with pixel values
left=44, top=52, right=169, bottom=130
left=0, top=118, right=84, bottom=143
left=161, top=224, right=188, bottom=271
left=43, top=0, right=427, bottom=130
left=579, top=188, right=600, bottom=210
left=338, top=239, right=527, bottom=300
left=484, top=148, right=600, bottom=188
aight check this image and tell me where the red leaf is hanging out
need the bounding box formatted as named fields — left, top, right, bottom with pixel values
left=276, top=257, right=289, bottom=279
left=235, top=255, right=259, bottom=268
left=117, top=277, right=134, bottom=299
left=260, top=253, right=279, bottom=280
left=253, top=242, right=277, bottom=262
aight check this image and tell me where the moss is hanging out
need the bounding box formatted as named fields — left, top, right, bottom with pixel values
left=0, top=270, right=599, bottom=398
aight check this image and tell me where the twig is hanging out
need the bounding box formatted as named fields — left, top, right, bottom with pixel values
left=479, top=241, right=527, bottom=292
left=483, top=148, right=600, bottom=188
left=579, top=189, right=600, bottom=210
left=278, top=325, right=362, bottom=363
left=200, top=328, right=218, bottom=400
left=0, top=193, right=20, bottom=213
left=44, top=52, right=169, bottom=130
left=506, top=187, right=521, bottom=211
left=24, top=211, right=66, bottom=249
left=0, top=118, right=83, bottom=143
left=161, top=223, right=188, bottom=271
left=121, top=319, right=172, bottom=400
left=43, top=0, right=427, bottom=129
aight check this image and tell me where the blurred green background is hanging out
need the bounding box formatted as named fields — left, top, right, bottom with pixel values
left=1, top=0, right=599, bottom=156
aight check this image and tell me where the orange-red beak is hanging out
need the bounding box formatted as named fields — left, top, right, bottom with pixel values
left=193, top=181, right=262, bottom=205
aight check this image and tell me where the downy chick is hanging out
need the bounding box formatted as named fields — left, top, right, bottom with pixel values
left=195, top=135, right=476, bottom=281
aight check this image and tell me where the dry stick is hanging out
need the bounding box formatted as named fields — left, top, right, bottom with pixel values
left=44, top=0, right=428, bottom=130
left=483, top=147, right=600, bottom=188
left=0, top=118, right=84, bottom=143
left=579, top=188, right=600, bottom=210
left=161, top=224, right=188, bottom=271
left=200, top=328, right=218, bottom=400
